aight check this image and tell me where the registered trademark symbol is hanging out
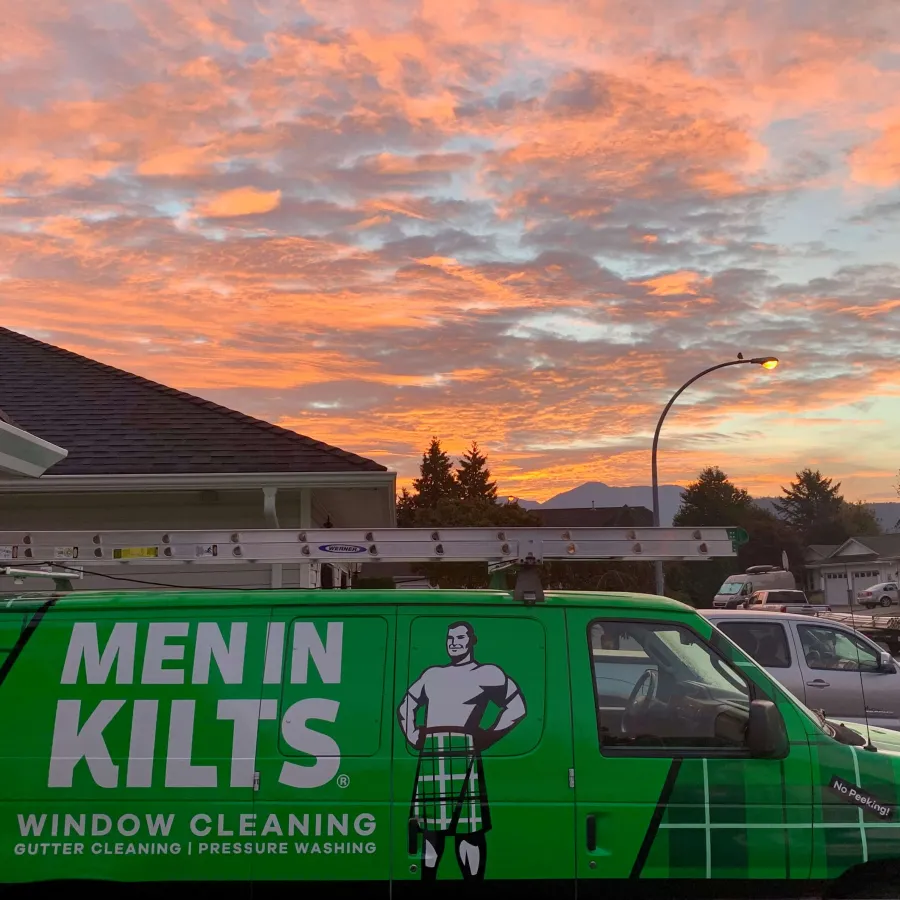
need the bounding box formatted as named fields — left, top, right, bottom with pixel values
left=337, top=774, right=350, bottom=789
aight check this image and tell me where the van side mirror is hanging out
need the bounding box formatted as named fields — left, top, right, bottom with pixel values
left=747, top=699, right=788, bottom=758
left=878, top=650, right=895, bottom=673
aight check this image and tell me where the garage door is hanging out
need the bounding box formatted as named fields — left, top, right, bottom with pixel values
left=824, top=571, right=849, bottom=606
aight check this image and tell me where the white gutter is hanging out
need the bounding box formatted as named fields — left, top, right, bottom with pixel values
left=0, top=471, right=396, bottom=494
left=0, top=420, right=68, bottom=478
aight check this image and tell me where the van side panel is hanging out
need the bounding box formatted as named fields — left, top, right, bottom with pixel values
left=0, top=603, right=268, bottom=886
left=252, top=607, right=394, bottom=895
left=391, top=608, right=575, bottom=897
left=810, top=733, right=900, bottom=879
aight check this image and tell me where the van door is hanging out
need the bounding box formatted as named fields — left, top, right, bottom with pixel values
left=794, top=621, right=900, bottom=728
left=391, top=608, right=575, bottom=898
left=254, top=606, right=395, bottom=896
left=567, top=608, right=814, bottom=890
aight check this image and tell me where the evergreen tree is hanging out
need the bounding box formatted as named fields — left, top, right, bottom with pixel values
left=666, top=467, right=804, bottom=607
left=455, top=441, right=498, bottom=502
left=838, top=500, right=882, bottom=537
left=774, top=469, right=845, bottom=543
left=410, top=437, right=458, bottom=508
left=396, top=487, right=416, bottom=527
left=669, top=467, right=756, bottom=606
left=673, top=466, right=755, bottom=527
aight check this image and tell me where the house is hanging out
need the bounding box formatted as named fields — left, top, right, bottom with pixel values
left=804, top=536, right=900, bottom=607
left=533, top=505, right=653, bottom=528
left=0, top=327, right=395, bottom=592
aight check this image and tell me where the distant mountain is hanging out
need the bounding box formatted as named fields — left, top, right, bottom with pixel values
left=754, top=498, right=900, bottom=533
left=518, top=484, right=900, bottom=532
left=517, top=481, right=685, bottom=526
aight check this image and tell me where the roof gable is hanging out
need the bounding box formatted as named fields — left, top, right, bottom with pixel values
left=832, top=538, right=878, bottom=557
left=829, top=534, right=900, bottom=560
left=0, top=328, right=385, bottom=476
left=806, top=544, right=840, bottom=560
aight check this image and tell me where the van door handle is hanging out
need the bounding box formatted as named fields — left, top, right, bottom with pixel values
left=806, top=679, right=830, bottom=688
left=407, top=817, right=419, bottom=855
left=586, top=814, right=597, bottom=852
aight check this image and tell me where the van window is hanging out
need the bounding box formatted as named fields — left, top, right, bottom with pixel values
left=797, top=624, right=879, bottom=673
left=588, top=621, right=750, bottom=752
left=715, top=622, right=791, bottom=668
left=718, top=582, right=743, bottom=595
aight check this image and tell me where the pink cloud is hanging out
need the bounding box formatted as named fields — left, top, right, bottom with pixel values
left=1, top=0, right=899, bottom=504
left=850, top=117, right=900, bottom=186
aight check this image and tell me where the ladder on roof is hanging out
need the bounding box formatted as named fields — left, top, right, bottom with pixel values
left=0, top=525, right=737, bottom=566
left=1, top=526, right=739, bottom=602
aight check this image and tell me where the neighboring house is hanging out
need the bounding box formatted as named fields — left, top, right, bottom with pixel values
left=804, top=536, right=900, bottom=607
left=533, top=505, right=653, bottom=528
left=0, top=327, right=395, bottom=593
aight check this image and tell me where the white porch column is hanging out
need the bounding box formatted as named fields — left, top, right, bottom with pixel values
left=298, top=488, right=313, bottom=589
left=263, top=486, right=283, bottom=589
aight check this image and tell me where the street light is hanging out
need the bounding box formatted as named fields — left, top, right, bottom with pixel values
left=651, top=356, right=779, bottom=596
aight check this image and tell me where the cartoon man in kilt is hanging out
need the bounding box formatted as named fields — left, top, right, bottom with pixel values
left=398, top=621, right=526, bottom=881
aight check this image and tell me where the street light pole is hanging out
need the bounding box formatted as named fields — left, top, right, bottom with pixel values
left=651, top=356, right=779, bottom=596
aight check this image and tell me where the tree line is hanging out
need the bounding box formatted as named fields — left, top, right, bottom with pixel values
left=666, top=466, right=880, bottom=606
left=381, top=438, right=885, bottom=604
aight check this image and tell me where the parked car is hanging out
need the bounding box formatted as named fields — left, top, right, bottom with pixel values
left=703, top=609, right=900, bottom=731
left=744, top=588, right=831, bottom=614
left=857, top=581, right=900, bottom=609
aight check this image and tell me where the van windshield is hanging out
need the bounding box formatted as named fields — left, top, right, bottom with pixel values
left=718, top=582, right=743, bottom=595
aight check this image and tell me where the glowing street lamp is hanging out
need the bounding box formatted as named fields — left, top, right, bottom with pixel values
left=651, top=355, right=780, bottom=596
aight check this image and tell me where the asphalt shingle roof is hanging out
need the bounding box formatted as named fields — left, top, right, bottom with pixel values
left=0, top=327, right=386, bottom=476
left=841, top=535, right=900, bottom=558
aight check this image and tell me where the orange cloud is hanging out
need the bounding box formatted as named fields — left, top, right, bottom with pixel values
left=1, top=0, right=900, bottom=510
left=849, top=118, right=900, bottom=186
left=138, top=146, right=215, bottom=176
left=639, top=271, right=707, bottom=296
left=197, top=188, right=283, bottom=218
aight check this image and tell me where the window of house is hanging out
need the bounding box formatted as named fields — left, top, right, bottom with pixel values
left=589, top=621, right=751, bottom=753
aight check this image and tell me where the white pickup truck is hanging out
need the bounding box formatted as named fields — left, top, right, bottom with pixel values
left=744, top=588, right=831, bottom=615
left=703, top=609, right=900, bottom=731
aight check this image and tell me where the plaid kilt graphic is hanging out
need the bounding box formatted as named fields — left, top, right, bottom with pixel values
left=412, top=729, right=490, bottom=835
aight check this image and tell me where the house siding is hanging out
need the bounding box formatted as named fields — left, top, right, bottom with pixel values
left=0, top=487, right=359, bottom=594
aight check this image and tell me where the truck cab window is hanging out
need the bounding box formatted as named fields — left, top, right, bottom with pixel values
left=797, top=624, right=879, bottom=673
left=589, top=621, right=750, bottom=753
left=716, top=622, right=791, bottom=668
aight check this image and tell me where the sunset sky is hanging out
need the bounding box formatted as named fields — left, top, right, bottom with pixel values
left=2, top=0, right=899, bottom=502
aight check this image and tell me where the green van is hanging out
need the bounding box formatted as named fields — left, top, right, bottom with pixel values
left=2, top=587, right=899, bottom=899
